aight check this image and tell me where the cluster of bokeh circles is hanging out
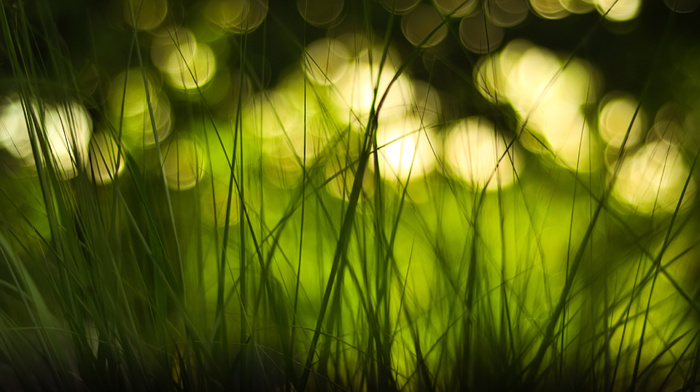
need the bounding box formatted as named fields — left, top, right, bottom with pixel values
left=0, top=0, right=698, bottom=217
left=389, top=0, right=699, bottom=54
left=474, top=39, right=698, bottom=214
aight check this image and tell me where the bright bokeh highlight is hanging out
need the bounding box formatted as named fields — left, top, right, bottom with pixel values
left=444, top=116, right=521, bottom=189
left=530, top=0, right=570, bottom=19
left=151, top=33, right=217, bottom=91
left=598, top=93, right=646, bottom=149
left=612, top=140, right=695, bottom=214
left=336, top=59, right=415, bottom=129
left=373, top=115, right=437, bottom=182
left=595, top=0, right=641, bottom=21
left=303, top=38, right=351, bottom=85
left=0, top=98, right=92, bottom=178
left=474, top=40, right=600, bottom=171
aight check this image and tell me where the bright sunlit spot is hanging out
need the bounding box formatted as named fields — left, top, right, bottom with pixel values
left=473, top=39, right=530, bottom=103
left=0, top=98, right=92, bottom=178
left=243, top=80, right=333, bottom=150
left=373, top=115, right=437, bottom=183
left=477, top=40, right=600, bottom=171
left=529, top=0, right=571, bottom=19
left=527, top=103, right=600, bottom=170
left=336, top=59, right=415, bottom=129
left=153, top=36, right=217, bottom=91
left=39, top=101, right=92, bottom=179
left=0, top=97, right=28, bottom=155
left=303, top=38, right=351, bottom=85
left=598, top=93, right=646, bottom=149
left=506, top=45, right=564, bottom=111
left=444, top=116, right=521, bottom=189
left=242, top=75, right=337, bottom=188
left=595, top=0, right=641, bottom=21
left=611, top=140, right=695, bottom=214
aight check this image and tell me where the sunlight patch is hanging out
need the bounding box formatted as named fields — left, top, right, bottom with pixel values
left=611, top=140, right=695, bottom=214
left=443, top=116, right=521, bottom=190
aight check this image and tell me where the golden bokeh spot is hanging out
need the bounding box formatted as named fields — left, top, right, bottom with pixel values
left=479, top=41, right=600, bottom=171
left=303, top=38, right=351, bottom=85
left=163, top=42, right=217, bottom=91
left=560, top=0, right=595, bottom=13
left=612, top=141, right=695, bottom=214
left=444, top=116, right=521, bottom=189
left=529, top=0, right=570, bottom=18
left=373, top=115, right=437, bottom=183
left=598, top=93, right=646, bottom=149
left=0, top=99, right=92, bottom=178
left=595, top=0, right=641, bottom=21
left=336, top=60, right=415, bottom=129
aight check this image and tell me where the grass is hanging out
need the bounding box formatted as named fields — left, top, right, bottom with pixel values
left=1, top=0, right=700, bottom=390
